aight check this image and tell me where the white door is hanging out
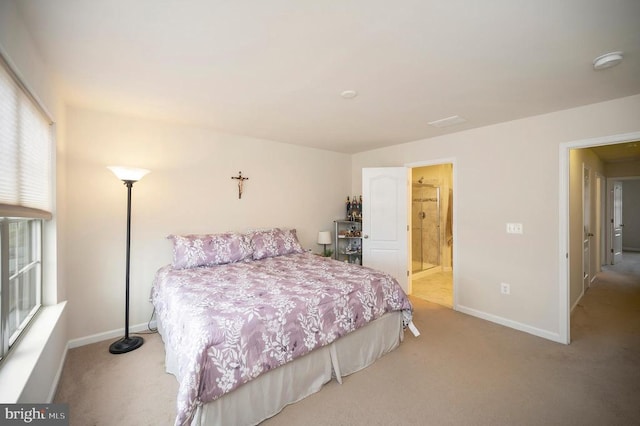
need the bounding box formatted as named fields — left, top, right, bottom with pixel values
left=595, top=174, right=604, bottom=274
left=612, top=181, right=623, bottom=264
left=362, top=167, right=409, bottom=292
left=582, top=166, right=591, bottom=293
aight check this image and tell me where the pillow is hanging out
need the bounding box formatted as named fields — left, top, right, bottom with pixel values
left=249, top=228, right=305, bottom=260
left=167, top=232, right=253, bottom=269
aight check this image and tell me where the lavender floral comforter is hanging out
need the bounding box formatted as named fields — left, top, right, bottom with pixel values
left=152, top=252, right=412, bottom=426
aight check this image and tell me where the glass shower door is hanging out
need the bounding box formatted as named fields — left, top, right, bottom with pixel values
left=412, top=185, right=441, bottom=273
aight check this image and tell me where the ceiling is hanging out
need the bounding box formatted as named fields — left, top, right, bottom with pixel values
left=15, top=0, right=640, bottom=154
left=590, top=141, right=640, bottom=163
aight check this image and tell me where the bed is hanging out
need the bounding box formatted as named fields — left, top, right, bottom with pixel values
left=151, top=228, right=416, bottom=426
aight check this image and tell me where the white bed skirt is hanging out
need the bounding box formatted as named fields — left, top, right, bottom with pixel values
left=158, top=312, right=404, bottom=426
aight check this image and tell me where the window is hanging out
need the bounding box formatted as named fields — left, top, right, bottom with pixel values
left=1, top=218, right=42, bottom=355
left=0, top=52, right=53, bottom=361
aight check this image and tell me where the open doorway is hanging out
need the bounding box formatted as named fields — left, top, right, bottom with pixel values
left=561, top=132, right=640, bottom=343
left=410, top=163, right=453, bottom=308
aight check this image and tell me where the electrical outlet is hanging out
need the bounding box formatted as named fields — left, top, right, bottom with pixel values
left=500, top=282, right=510, bottom=295
left=506, top=223, right=523, bottom=234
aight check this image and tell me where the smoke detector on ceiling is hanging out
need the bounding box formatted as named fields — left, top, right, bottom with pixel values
left=593, top=51, right=624, bottom=70
left=340, top=90, right=358, bottom=99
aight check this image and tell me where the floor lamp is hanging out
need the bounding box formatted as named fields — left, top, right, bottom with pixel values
left=107, top=166, right=150, bottom=354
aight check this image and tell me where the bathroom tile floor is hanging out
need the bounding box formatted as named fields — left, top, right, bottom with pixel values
left=412, top=270, right=453, bottom=308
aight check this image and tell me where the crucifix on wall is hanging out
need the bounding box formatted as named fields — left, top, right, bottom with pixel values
left=231, top=171, right=249, bottom=199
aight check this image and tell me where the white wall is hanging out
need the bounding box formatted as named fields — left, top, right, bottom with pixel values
left=352, top=94, right=640, bottom=342
left=63, top=106, right=351, bottom=341
left=0, top=0, right=67, bottom=403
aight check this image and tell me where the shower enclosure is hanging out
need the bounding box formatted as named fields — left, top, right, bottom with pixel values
left=412, top=183, right=441, bottom=274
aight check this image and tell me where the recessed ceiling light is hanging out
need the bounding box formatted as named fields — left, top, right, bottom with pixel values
left=340, top=90, right=358, bottom=99
left=428, top=115, right=467, bottom=128
left=593, top=51, right=623, bottom=70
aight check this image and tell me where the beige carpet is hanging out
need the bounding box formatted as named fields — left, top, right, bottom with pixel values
left=54, top=253, right=640, bottom=425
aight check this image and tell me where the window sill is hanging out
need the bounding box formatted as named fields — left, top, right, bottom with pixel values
left=0, top=301, right=67, bottom=403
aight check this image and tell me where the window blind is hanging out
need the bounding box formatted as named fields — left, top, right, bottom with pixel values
left=0, top=53, right=53, bottom=219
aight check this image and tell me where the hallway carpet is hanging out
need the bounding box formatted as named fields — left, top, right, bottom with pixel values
left=54, top=254, right=640, bottom=425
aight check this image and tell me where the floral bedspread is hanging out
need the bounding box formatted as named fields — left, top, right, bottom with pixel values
left=152, top=252, right=412, bottom=426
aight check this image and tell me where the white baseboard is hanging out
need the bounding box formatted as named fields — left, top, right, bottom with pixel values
left=570, top=290, right=584, bottom=313
left=456, top=304, right=565, bottom=344
left=68, top=320, right=157, bottom=349
left=411, top=265, right=453, bottom=279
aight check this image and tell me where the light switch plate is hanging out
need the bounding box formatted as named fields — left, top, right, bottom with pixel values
left=506, top=223, right=523, bottom=234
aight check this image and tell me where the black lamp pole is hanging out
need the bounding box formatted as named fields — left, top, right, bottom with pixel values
left=109, top=179, right=144, bottom=354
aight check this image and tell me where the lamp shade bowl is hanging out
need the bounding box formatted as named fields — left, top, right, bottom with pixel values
left=108, top=166, right=150, bottom=182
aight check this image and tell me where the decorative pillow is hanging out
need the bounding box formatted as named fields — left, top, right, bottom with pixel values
left=167, top=232, right=253, bottom=269
left=249, top=228, right=305, bottom=260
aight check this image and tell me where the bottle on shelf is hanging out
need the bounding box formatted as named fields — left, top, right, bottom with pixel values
left=346, top=196, right=351, bottom=220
